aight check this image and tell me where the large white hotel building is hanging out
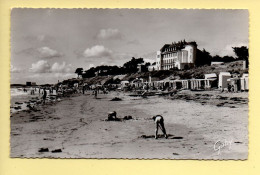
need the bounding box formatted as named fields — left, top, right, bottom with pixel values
left=155, top=40, right=197, bottom=70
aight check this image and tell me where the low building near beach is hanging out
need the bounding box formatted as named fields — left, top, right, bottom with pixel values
left=121, top=81, right=129, bottom=88
left=26, top=82, right=36, bottom=86
left=137, top=63, right=148, bottom=73
left=211, top=61, right=224, bottom=66
left=148, top=64, right=157, bottom=72
left=218, top=72, right=231, bottom=89
left=130, top=78, right=144, bottom=88
left=204, top=73, right=217, bottom=80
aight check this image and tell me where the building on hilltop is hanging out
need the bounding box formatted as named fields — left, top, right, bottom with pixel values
left=26, top=82, right=36, bottom=86
left=137, top=63, right=148, bottom=73
left=155, top=40, right=197, bottom=70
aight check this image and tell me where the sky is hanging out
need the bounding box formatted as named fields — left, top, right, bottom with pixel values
left=11, top=9, right=248, bottom=84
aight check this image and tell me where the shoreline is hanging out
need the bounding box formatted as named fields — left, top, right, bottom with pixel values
left=10, top=90, right=248, bottom=159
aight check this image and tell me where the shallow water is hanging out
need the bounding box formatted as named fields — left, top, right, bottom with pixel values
left=10, top=88, right=56, bottom=114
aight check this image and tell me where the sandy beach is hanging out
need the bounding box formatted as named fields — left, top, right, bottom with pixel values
left=10, top=90, right=248, bottom=159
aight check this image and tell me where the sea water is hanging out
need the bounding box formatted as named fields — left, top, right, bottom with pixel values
left=10, top=87, right=55, bottom=114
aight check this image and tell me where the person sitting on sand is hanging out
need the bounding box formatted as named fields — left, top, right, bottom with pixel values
left=152, top=115, right=167, bottom=139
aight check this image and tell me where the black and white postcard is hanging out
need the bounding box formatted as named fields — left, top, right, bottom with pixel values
left=10, top=9, right=248, bottom=159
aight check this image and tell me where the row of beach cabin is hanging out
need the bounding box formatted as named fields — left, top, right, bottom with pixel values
left=123, top=72, right=248, bottom=92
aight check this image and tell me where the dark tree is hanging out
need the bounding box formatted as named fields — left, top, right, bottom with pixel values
left=82, top=67, right=95, bottom=78
left=211, top=55, right=222, bottom=62
left=222, top=55, right=235, bottom=62
left=211, top=55, right=235, bottom=63
left=195, top=49, right=212, bottom=66
left=123, top=57, right=144, bottom=73
left=75, top=68, right=83, bottom=78
left=232, top=46, right=249, bottom=67
left=232, top=46, right=248, bottom=60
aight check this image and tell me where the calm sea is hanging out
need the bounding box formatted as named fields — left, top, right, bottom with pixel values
left=10, top=87, right=54, bottom=114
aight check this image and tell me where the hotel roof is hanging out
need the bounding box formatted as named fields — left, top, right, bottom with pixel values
left=160, top=40, right=197, bottom=51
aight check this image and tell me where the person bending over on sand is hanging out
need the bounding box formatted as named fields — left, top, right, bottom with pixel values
left=108, top=111, right=118, bottom=121
left=152, top=115, right=167, bottom=139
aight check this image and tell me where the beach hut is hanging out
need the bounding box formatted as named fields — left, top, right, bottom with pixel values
left=190, top=79, right=204, bottom=90
left=204, top=73, right=218, bottom=89
left=240, top=73, right=249, bottom=91
left=173, top=80, right=183, bottom=89
left=181, top=80, right=189, bottom=89
left=218, top=72, right=231, bottom=89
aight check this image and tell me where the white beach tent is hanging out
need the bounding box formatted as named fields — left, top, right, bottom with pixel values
left=218, top=72, right=231, bottom=89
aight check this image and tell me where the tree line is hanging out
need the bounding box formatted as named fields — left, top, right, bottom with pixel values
left=196, top=46, right=248, bottom=66
left=75, top=57, right=145, bottom=78
left=75, top=46, right=248, bottom=78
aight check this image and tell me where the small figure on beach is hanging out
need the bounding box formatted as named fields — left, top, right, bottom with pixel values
left=231, top=85, right=234, bottom=92
left=219, top=86, right=224, bottom=93
left=227, top=83, right=231, bottom=92
left=82, top=86, right=85, bottom=94
left=94, top=88, right=98, bottom=98
left=152, top=115, right=167, bottom=139
left=42, top=88, right=47, bottom=104
left=103, top=87, right=107, bottom=94
left=107, top=111, right=119, bottom=121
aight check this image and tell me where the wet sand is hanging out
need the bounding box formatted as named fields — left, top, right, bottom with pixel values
left=10, top=90, right=248, bottom=159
